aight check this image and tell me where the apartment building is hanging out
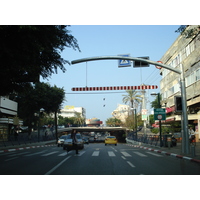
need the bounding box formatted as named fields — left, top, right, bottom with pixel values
left=59, top=105, right=86, bottom=118
left=159, top=25, right=200, bottom=140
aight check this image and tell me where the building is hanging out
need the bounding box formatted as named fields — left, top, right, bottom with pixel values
left=0, top=96, right=22, bottom=140
left=159, top=25, right=200, bottom=140
left=59, top=105, right=86, bottom=118
left=86, top=118, right=103, bottom=126
left=112, top=104, right=130, bottom=123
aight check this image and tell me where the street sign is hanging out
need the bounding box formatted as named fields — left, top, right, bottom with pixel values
left=118, top=54, right=131, bottom=67
left=142, top=109, right=147, bottom=120
left=154, top=108, right=166, bottom=120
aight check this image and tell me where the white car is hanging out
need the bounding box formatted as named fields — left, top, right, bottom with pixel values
left=57, top=135, right=68, bottom=147
left=63, top=133, right=84, bottom=151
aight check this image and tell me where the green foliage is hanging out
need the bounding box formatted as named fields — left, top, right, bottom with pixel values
left=175, top=25, right=200, bottom=39
left=151, top=93, right=161, bottom=109
left=106, top=118, right=122, bottom=127
left=0, top=25, right=80, bottom=96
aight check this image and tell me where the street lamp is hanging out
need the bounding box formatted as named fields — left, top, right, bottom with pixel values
left=151, top=92, right=162, bottom=147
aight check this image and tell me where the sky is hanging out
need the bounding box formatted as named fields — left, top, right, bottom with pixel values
left=41, top=25, right=181, bottom=123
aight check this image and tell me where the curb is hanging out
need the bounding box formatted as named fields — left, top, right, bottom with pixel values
left=0, top=144, right=56, bottom=154
left=126, top=144, right=200, bottom=165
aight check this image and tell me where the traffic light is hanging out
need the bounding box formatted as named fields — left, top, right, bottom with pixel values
left=134, top=56, right=149, bottom=68
left=175, top=96, right=182, bottom=112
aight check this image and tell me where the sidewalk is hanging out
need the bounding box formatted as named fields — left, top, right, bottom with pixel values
left=0, top=140, right=56, bottom=153
left=126, top=139, right=200, bottom=164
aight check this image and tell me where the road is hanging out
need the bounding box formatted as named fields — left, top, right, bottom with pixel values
left=0, top=142, right=200, bottom=175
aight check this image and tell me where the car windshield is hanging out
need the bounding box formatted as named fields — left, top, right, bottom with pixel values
left=60, top=135, right=67, bottom=139
left=67, top=134, right=82, bottom=139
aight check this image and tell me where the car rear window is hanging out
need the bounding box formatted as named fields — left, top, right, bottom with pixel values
left=107, top=136, right=115, bottom=138
left=67, top=134, right=82, bottom=139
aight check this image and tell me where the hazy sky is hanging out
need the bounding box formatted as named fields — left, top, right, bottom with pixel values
left=41, top=25, right=180, bottom=123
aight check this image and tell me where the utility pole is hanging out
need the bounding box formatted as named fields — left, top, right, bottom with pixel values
left=141, top=89, right=147, bottom=136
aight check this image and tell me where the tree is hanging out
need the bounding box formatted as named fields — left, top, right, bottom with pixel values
left=16, top=82, right=65, bottom=137
left=151, top=94, right=161, bottom=109
left=106, top=118, right=122, bottom=127
left=122, top=90, right=142, bottom=130
left=0, top=25, right=80, bottom=96
left=175, top=25, right=200, bottom=39
left=122, top=90, right=142, bottom=109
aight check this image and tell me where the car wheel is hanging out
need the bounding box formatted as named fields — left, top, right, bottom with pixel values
left=115, top=144, right=117, bottom=146
left=105, top=143, right=107, bottom=146
left=57, top=144, right=60, bottom=147
left=63, top=146, right=65, bottom=150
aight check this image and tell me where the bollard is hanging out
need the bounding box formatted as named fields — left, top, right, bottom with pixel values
left=191, top=145, right=196, bottom=157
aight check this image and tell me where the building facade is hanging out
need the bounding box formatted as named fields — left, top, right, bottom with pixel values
left=159, top=25, right=200, bottom=140
left=112, top=104, right=130, bottom=123
left=59, top=105, right=86, bottom=118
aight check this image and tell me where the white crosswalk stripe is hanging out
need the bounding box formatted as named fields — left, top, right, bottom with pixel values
left=146, top=152, right=163, bottom=157
left=92, top=151, right=100, bottom=156
left=58, top=152, right=68, bottom=156
left=24, top=150, right=47, bottom=157
left=133, top=152, right=147, bottom=157
left=121, top=151, right=132, bottom=157
left=41, top=151, right=59, bottom=156
left=108, top=151, right=116, bottom=157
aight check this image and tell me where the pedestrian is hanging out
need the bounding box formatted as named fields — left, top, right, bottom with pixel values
left=189, top=127, right=195, bottom=143
left=72, top=129, right=79, bottom=154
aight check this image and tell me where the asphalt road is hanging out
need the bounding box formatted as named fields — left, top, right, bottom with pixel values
left=0, top=142, right=200, bottom=175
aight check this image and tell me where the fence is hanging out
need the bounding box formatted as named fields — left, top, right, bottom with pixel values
left=0, top=130, right=56, bottom=148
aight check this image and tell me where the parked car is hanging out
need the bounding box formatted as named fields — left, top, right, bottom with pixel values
left=105, top=136, right=117, bottom=146
left=57, top=135, right=68, bottom=147
left=63, top=133, right=84, bottom=151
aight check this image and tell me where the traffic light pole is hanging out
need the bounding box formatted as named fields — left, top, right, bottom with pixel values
left=71, top=56, right=190, bottom=154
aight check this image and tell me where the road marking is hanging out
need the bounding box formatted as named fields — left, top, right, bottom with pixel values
left=7, top=152, right=30, bottom=157
left=92, top=151, right=100, bottom=156
left=5, top=157, right=19, bottom=162
left=133, top=152, right=147, bottom=157
left=45, top=156, right=72, bottom=175
left=108, top=151, right=116, bottom=157
left=24, top=150, right=47, bottom=157
left=121, top=151, right=132, bottom=157
left=58, top=152, right=68, bottom=156
left=127, top=161, right=135, bottom=168
left=121, top=156, right=126, bottom=160
left=146, top=152, right=163, bottom=157
left=41, top=151, right=59, bottom=156
left=75, top=151, right=86, bottom=156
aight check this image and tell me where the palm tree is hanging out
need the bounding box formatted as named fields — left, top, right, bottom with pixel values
left=122, top=90, right=142, bottom=130
left=122, top=90, right=142, bottom=109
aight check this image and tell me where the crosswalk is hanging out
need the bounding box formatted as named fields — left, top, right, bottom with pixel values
left=2, top=149, right=164, bottom=161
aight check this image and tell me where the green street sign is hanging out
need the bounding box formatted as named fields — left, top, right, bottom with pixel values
left=154, top=108, right=166, bottom=120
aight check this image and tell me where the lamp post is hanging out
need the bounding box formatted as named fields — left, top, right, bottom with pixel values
left=151, top=93, right=162, bottom=147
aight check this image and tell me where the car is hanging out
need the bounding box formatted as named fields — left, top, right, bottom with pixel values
left=57, top=135, right=68, bottom=147
left=82, top=136, right=89, bottom=144
left=63, top=133, right=84, bottom=151
left=105, top=136, right=117, bottom=146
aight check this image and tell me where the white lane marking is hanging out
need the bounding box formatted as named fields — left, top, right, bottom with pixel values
left=41, top=151, right=59, bottom=156
left=108, top=151, right=116, bottom=157
left=45, top=156, right=72, bottom=175
left=146, top=152, right=163, bottom=157
left=92, top=151, right=100, bottom=156
left=5, top=157, right=19, bottom=162
left=127, top=161, right=135, bottom=168
left=121, top=151, right=132, bottom=157
left=133, top=152, right=147, bottom=157
left=8, top=152, right=30, bottom=157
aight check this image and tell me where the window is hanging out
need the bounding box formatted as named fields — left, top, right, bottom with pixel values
left=196, top=69, right=200, bottom=81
